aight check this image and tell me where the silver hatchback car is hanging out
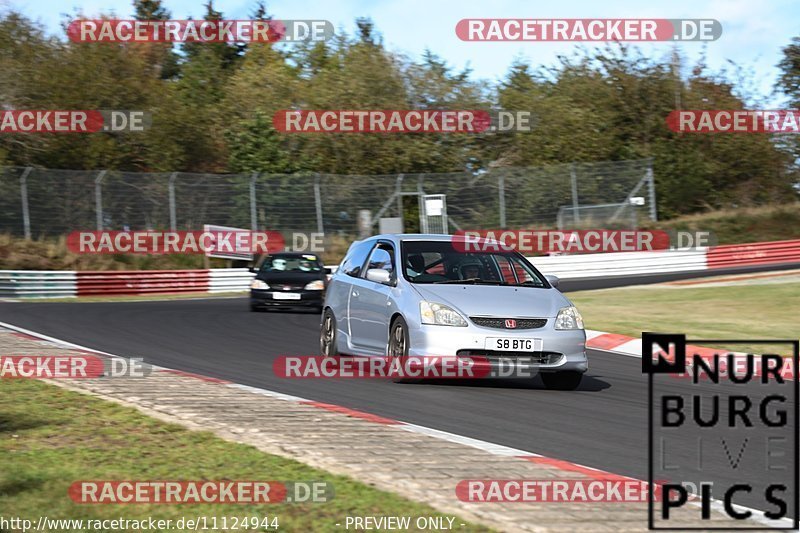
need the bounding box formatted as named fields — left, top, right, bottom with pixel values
left=320, top=234, right=588, bottom=389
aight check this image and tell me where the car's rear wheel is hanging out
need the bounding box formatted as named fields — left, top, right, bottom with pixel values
left=320, top=309, right=338, bottom=357
left=388, top=316, right=417, bottom=383
left=540, top=371, right=583, bottom=390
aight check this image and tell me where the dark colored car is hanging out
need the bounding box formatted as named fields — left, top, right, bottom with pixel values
left=250, top=252, right=327, bottom=312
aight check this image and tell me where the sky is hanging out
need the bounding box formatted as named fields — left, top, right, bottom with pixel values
left=5, top=0, right=799, bottom=104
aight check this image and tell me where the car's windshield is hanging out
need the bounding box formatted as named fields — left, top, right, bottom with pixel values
left=400, top=241, right=547, bottom=287
left=259, top=254, right=322, bottom=273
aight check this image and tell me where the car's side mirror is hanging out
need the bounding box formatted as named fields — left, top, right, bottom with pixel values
left=366, top=268, right=392, bottom=285
left=545, top=274, right=560, bottom=288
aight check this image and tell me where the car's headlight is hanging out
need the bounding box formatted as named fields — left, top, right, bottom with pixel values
left=250, top=279, right=270, bottom=290
left=304, top=280, right=324, bottom=290
left=420, top=301, right=468, bottom=327
left=555, top=306, right=584, bottom=330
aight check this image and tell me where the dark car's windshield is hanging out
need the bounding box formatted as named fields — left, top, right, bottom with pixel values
left=259, top=254, right=322, bottom=273
left=400, top=241, right=548, bottom=287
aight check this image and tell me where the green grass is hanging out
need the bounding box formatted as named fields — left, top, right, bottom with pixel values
left=570, top=281, right=800, bottom=355
left=0, top=380, right=489, bottom=532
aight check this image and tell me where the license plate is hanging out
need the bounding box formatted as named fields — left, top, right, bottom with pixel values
left=486, top=337, right=542, bottom=352
left=273, top=292, right=301, bottom=300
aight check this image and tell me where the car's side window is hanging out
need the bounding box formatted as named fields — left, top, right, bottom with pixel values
left=365, top=243, right=395, bottom=278
left=341, top=241, right=375, bottom=278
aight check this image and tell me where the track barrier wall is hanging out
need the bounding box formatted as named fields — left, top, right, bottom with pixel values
left=1, top=239, right=799, bottom=299
left=706, top=239, right=800, bottom=269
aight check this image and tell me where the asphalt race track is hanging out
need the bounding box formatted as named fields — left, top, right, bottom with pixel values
left=1, top=265, right=797, bottom=517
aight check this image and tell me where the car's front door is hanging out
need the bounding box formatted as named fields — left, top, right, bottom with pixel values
left=348, top=242, right=396, bottom=354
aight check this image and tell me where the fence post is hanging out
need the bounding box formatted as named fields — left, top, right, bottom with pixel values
left=396, top=173, right=404, bottom=221
left=19, top=167, right=32, bottom=239
left=250, top=172, right=259, bottom=231
left=313, top=174, right=324, bottom=234
left=646, top=163, right=657, bottom=221
left=168, top=172, right=177, bottom=230
left=94, top=170, right=107, bottom=231
left=417, top=175, right=426, bottom=233
left=570, top=163, right=580, bottom=225
left=498, top=172, right=506, bottom=228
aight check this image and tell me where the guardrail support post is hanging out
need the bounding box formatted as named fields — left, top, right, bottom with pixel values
left=250, top=172, right=259, bottom=231
left=19, top=167, right=32, bottom=239
left=94, top=170, right=107, bottom=231
left=168, top=172, right=177, bottom=231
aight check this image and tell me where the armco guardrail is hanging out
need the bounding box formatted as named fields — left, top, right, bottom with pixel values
left=0, top=270, right=77, bottom=298
left=209, top=268, right=252, bottom=293
left=530, top=249, right=708, bottom=280
left=75, top=270, right=210, bottom=296
left=1, top=239, right=799, bottom=299
left=707, top=239, right=800, bottom=269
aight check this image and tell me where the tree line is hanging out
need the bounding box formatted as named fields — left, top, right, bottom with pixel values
left=1, top=0, right=799, bottom=219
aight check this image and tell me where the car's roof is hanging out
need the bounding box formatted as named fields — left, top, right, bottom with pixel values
left=370, top=233, right=458, bottom=243
left=270, top=251, right=322, bottom=258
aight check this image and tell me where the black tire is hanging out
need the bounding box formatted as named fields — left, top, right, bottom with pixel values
left=388, top=316, right=418, bottom=383
left=541, top=371, right=583, bottom=390
left=250, top=303, right=261, bottom=312
left=320, top=309, right=338, bottom=357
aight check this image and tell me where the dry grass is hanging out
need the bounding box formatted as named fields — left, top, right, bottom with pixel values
left=643, top=203, right=800, bottom=245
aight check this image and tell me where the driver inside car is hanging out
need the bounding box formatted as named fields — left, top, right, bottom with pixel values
left=406, top=253, right=426, bottom=278
left=458, top=259, right=483, bottom=280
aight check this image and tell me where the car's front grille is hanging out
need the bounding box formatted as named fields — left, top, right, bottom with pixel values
left=271, top=283, right=306, bottom=291
left=469, top=317, right=547, bottom=329
left=456, top=350, right=564, bottom=365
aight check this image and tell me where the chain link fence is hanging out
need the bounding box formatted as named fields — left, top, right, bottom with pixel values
left=0, top=159, right=655, bottom=239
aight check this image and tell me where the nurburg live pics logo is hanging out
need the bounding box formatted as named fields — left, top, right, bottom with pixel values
left=643, top=333, right=799, bottom=530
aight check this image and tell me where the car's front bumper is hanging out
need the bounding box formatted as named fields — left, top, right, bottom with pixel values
left=406, top=322, right=588, bottom=373
left=250, top=289, right=324, bottom=308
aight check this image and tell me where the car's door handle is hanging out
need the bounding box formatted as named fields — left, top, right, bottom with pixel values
left=352, top=290, right=359, bottom=297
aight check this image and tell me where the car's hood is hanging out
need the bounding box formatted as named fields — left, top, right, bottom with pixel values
left=410, top=284, right=569, bottom=318
left=257, top=271, right=324, bottom=283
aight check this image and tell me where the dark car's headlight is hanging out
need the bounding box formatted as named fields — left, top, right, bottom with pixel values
left=250, top=280, right=270, bottom=290
left=304, top=280, right=324, bottom=290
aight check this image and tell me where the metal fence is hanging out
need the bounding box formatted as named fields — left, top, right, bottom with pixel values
left=0, top=159, right=655, bottom=238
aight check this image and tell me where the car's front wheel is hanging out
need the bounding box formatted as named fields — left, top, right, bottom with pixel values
left=320, top=309, right=338, bottom=357
left=388, top=316, right=416, bottom=383
left=540, top=371, right=583, bottom=390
